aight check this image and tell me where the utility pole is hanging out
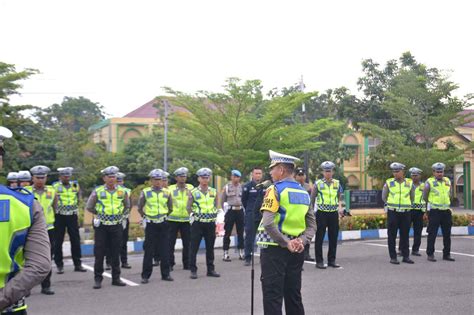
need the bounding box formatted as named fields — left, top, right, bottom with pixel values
left=299, top=76, right=309, bottom=182
left=163, top=99, right=169, bottom=172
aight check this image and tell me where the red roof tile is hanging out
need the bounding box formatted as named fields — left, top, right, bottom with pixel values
left=123, top=99, right=186, bottom=118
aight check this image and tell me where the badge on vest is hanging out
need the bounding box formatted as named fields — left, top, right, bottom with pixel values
left=0, top=200, right=10, bottom=222
left=46, top=191, right=53, bottom=199
left=100, top=191, right=107, bottom=199
left=195, top=192, right=201, bottom=199
left=320, top=183, right=325, bottom=190
left=117, top=190, right=124, bottom=199
left=147, top=191, right=153, bottom=198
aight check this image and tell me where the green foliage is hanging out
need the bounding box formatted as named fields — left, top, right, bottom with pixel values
left=0, top=62, right=38, bottom=104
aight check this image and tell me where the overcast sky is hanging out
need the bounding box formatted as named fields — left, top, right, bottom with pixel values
left=1, top=0, right=472, bottom=117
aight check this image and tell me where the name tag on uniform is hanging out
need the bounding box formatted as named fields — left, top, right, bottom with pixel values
left=0, top=200, right=10, bottom=222
left=320, top=183, right=325, bottom=190
left=173, top=190, right=179, bottom=197
left=288, top=192, right=310, bottom=205
left=390, top=181, right=395, bottom=187
left=195, top=192, right=201, bottom=199
left=100, top=191, right=107, bottom=199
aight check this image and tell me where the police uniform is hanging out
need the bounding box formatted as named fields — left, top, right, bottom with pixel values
left=257, top=150, right=315, bottom=315
left=310, top=161, right=343, bottom=268
left=222, top=169, right=244, bottom=261
left=187, top=168, right=220, bottom=279
left=424, top=163, right=455, bottom=262
left=408, top=167, right=425, bottom=256
left=153, top=171, right=170, bottom=266
left=139, top=169, right=173, bottom=283
left=167, top=167, right=193, bottom=271
left=85, top=166, right=130, bottom=289
left=25, top=165, right=57, bottom=295
left=52, top=167, right=86, bottom=273
left=241, top=175, right=265, bottom=265
left=6, top=172, right=19, bottom=189
left=105, top=172, right=132, bottom=269
left=382, top=163, right=414, bottom=264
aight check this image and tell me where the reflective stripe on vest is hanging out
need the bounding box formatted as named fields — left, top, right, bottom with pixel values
left=143, top=187, right=169, bottom=221
left=25, top=185, right=56, bottom=230
left=191, top=187, right=217, bottom=222
left=0, top=185, right=33, bottom=312
left=53, top=181, right=79, bottom=214
left=386, top=178, right=412, bottom=210
left=167, top=184, right=193, bottom=222
left=427, top=177, right=451, bottom=210
left=315, top=179, right=340, bottom=211
left=257, top=181, right=309, bottom=247
left=95, top=185, right=126, bottom=225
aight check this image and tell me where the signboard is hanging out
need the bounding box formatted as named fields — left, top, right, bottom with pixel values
left=350, top=190, right=384, bottom=209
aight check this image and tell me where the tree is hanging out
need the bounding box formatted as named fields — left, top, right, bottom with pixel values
left=163, top=78, right=346, bottom=175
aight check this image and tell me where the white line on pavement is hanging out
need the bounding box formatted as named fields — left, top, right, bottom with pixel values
left=363, top=243, right=474, bottom=257
left=80, top=264, right=140, bottom=286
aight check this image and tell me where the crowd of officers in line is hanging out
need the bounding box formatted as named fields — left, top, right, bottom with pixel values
left=1, top=149, right=456, bottom=315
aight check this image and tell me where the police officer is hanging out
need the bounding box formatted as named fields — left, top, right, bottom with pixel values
left=257, top=150, right=315, bottom=315
left=424, top=162, right=455, bottom=262
left=310, top=161, right=344, bottom=269
left=187, top=168, right=220, bottom=279
left=53, top=167, right=86, bottom=274
left=167, top=167, right=193, bottom=271
left=105, top=172, right=132, bottom=270
left=25, top=166, right=58, bottom=295
left=6, top=172, right=19, bottom=188
left=408, top=167, right=425, bottom=256
left=382, top=162, right=414, bottom=264
left=241, top=167, right=264, bottom=266
left=0, top=126, right=51, bottom=315
left=138, top=169, right=174, bottom=283
left=86, top=166, right=130, bottom=289
left=17, top=171, right=31, bottom=188
left=153, top=171, right=170, bottom=267
left=221, top=169, right=245, bottom=262
left=295, top=167, right=315, bottom=262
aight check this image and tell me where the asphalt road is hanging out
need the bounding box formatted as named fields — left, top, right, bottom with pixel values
left=27, top=236, right=474, bottom=314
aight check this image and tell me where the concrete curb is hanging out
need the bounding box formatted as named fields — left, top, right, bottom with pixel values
left=64, top=226, right=474, bottom=257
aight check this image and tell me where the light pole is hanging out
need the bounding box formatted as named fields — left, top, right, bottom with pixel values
left=299, top=76, right=309, bottom=182
left=163, top=100, right=169, bottom=172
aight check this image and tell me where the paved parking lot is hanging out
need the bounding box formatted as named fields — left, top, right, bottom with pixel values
left=27, top=236, right=473, bottom=314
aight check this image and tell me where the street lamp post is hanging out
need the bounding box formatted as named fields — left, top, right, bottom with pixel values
left=299, top=76, right=309, bottom=182
left=163, top=99, right=169, bottom=172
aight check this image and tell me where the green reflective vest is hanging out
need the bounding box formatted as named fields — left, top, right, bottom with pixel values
left=412, top=182, right=426, bottom=210
left=53, top=181, right=79, bottom=214
left=257, top=181, right=310, bottom=247
left=25, top=185, right=56, bottom=230
left=385, top=178, right=412, bottom=210
left=95, top=185, right=126, bottom=225
left=167, top=184, right=193, bottom=222
left=143, top=187, right=170, bottom=222
left=0, top=186, right=33, bottom=312
left=191, top=187, right=217, bottom=222
left=315, top=178, right=340, bottom=211
left=427, top=177, right=451, bottom=210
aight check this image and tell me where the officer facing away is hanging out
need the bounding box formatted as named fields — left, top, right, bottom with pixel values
left=310, top=161, right=344, bottom=269
left=424, top=162, right=455, bottom=262
left=382, top=162, right=415, bottom=265
left=241, top=167, right=264, bottom=266
left=25, top=165, right=58, bottom=296
left=86, top=166, right=130, bottom=289
left=221, top=169, right=245, bottom=262
left=0, top=126, right=51, bottom=315
left=257, top=150, right=316, bottom=315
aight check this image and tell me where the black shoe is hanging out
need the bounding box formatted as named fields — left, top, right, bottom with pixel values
left=316, top=262, right=327, bottom=269
left=402, top=258, right=414, bottom=264
left=162, top=275, right=174, bottom=281
left=141, top=278, right=149, bottom=284
left=244, top=260, right=251, bottom=266
left=207, top=270, right=220, bottom=277
left=121, top=263, right=132, bottom=269
left=411, top=251, right=421, bottom=256
left=57, top=266, right=64, bottom=274
left=190, top=272, right=198, bottom=279
left=112, top=280, right=126, bottom=286
left=74, top=266, right=87, bottom=272
left=41, top=287, right=55, bottom=295
left=390, top=258, right=400, bottom=265
left=153, top=260, right=160, bottom=267
left=328, top=262, right=341, bottom=268
left=427, top=255, right=437, bottom=262
left=93, top=280, right=102, bottom=289
left=443, top=255, right=455, bottom=261
left=105, top=264, right=111, bottom=271
left=305, top=256, right=316, bottom=262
